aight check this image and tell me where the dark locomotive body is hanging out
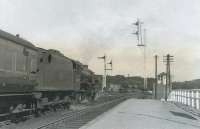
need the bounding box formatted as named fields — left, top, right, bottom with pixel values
left=80, top=65, right=96, bottom=99
left=0, top=30, right=38, bottom=93
left=37, top=48, right=74, bottom=91
left=0, top=30, right=38, bottom=120
left=0, top=29, right=96, bottom=121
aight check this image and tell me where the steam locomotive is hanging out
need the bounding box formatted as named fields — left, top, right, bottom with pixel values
left=0, top=29, right=96, bottom=121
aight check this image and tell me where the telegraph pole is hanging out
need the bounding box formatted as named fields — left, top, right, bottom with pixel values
left=143, top=29, right=147, bottom=89
left=163, top=54, right=174, bottom=101
left=133, top=19, right=147, bottom=89
left=154, top=55, right=158, bottom=99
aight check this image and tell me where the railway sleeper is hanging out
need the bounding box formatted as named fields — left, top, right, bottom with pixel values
left=35, top=101, right=71, bottom=117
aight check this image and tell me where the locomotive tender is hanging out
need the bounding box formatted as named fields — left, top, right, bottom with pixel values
left=0, top=29, right=96, bottom=121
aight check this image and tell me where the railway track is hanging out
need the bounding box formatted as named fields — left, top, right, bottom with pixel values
left=0, top=91, right=151, bottom=129
left=34, top=96, right=128, bottom=129
left=34, top=92, right=151, bottom=129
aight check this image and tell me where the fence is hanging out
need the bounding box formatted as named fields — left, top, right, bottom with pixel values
left=168, top=89, right=200, bottom=110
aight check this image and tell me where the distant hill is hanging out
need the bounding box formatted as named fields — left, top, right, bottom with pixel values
left=173, top=79, right=200, bottom=89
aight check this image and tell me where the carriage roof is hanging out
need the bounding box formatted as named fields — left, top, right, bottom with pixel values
left=0, top=29, right=36, bottom=50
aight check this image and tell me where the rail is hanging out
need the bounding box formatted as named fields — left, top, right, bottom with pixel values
left=168, top=89, right=200, bottom=110
left=35, top=96, right=128, bottom=129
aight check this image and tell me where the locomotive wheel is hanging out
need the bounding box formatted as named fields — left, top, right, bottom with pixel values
left=52, top=105, right=57, bottom=112
left=63, top=102, right=70, bottom=110
left=34, top=110, right=41, bottom=117
left=10, top=114, right=18, bottom=123
left=75, top=94, right=82, bottom=104
left=10, top=113, right=26, bottom=123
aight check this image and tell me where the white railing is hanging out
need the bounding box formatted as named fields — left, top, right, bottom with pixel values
left=168, top=89, right=200, bottom=110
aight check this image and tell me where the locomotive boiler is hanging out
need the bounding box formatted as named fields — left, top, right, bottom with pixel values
left=0, top=29, right=96, bottom=122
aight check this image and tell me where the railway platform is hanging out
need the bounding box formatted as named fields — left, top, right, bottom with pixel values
left=80, top=99, right=200, bottom=129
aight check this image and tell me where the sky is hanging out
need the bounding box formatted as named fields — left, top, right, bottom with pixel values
left=0, top=0, right=200, bottom=81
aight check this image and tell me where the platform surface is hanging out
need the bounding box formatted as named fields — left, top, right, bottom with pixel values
left=80, top=99, right=200, bottom=129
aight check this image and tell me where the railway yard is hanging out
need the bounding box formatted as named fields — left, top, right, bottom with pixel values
left=0, top=91, right=151, bottom=129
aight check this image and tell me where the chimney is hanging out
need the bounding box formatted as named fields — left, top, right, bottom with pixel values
left=16, top=34, right=20, bottom=37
